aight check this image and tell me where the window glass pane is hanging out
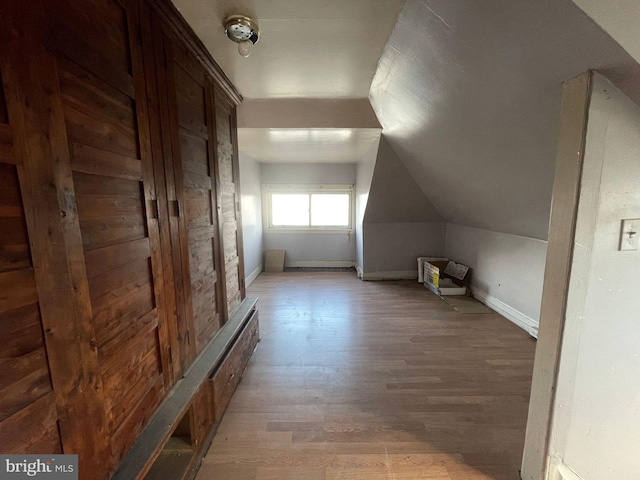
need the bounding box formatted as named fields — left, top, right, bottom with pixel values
left=271, top=194, right=309, bottom=226
left=310, top=194, right=350, bottom=226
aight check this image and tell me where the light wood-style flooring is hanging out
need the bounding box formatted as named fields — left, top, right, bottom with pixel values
left=196, top=272, right=536, bottom=480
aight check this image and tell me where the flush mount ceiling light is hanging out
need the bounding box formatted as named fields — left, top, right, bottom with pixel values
left=224, top=15, right=259, bottom=58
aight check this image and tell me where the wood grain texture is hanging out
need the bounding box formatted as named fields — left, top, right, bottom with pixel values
left=56, top=0, right=171, bottom=466
left=0, top=303, right=51, bottom=422
left=0, top=393, right=62, bottom=454
left=24, top=0, right=169, bottom=475
left=197, top=273, right=536, bottom=480
left=0, top=2, right=108, bottom=466
left=165, top=35, right=223, bottom=356
left=0, top=70, right=8, bottom=124
left=139, top=2, right=183, bottom=386
left=112, top=299, right=258, bottom=480
left=0, top=31, right=63, bottom=457
left=0, top=124, right=15, bottom=164
left=210, top=311, right=259, bottom=423
left=214, top=89, right=245, bottom=318
left=1, top=0, right=245, bottom=476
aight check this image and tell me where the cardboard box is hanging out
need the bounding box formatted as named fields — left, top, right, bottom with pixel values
left=424, top=259, right=470, bottom=296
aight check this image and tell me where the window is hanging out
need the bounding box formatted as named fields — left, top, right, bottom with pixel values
left=264, top=184, right=354, bottom=232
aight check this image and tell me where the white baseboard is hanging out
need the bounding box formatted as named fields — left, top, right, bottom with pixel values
left=471, top=286, right=539, bottom=338
left=355, top=264, right=363, bottom=279
left=362, top=270, right=418, bottom=281
left=285, top=261, right=356, bottom=268
left=245, top=265, right=262, bottom=287
left=548, top=459, right=584, bottom=480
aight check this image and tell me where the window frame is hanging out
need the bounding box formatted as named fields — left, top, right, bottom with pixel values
left=263, top=184, right=355, bottom=233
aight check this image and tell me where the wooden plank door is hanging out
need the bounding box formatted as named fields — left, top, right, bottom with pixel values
left=156, top=26, right=224, bottom=357
left=36, top=0, right=175, bottom=470
left=214, top=90, right=246, bottom=317
left=0, top=65, right=64, bottom=456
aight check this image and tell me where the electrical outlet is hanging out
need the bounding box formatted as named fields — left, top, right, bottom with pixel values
left=619, top=219, right=640, bottom=251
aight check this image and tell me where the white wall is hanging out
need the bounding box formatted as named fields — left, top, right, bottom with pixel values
left=261, top=163, right=357, bottom=267
left=239, top=152, right=263, bottom=285
left=362, top=137, right=445, bottom=278
left=547, top=75, right=640, bottom=480
left=261, top=163, right=356, bottom=185
left=364, top=222, right=445, bottom=278
left=445, top=224, right=546, bottom=336
left=355, top=137, right=380, bottom=273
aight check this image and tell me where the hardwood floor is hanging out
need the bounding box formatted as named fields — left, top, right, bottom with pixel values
left=196, top=272, right=536, bottom=480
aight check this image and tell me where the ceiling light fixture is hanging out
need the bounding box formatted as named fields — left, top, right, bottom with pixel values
left=224, top=15, right=259, bottom=58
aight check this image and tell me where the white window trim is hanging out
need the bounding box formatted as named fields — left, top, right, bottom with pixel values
left=262, top=184, right=355, bottom=233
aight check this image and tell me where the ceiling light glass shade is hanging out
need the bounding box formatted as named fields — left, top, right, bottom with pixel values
left=224, top=15, right=259, bottom=57
left=238, top=40, right=253, bottom=58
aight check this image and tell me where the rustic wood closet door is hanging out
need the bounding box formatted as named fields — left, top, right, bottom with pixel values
left=39, top=0, right=174, bottom=466
left=214, top=91, right=246, bottom=317
left=0, top=66, right=63, bottom=455
left=156, top=27, right=224, bottom=356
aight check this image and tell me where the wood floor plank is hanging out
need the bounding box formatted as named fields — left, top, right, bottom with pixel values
left=196, top=272, right=535, bottom=480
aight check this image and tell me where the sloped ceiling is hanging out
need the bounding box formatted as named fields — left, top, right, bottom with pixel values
left=572, top=0, right=640, bottom=63
left=370, top=0, right=640, bottom=239
left=365, top=136, right=442, bottom=223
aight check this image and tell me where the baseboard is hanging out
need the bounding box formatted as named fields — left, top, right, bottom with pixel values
left=362, top=270, right=418, bottom=281
left=548, top=460, right=584, bottom=480
left=471, top=286, right=539, bottom=338
left=245, top=265, right=262, bottom=287
left=355, top=264, right=363, bottom=279
left=285, top=261, right=356, bottom=268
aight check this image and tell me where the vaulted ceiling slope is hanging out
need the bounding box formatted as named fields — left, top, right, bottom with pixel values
left=369, top=0, right=640, bottom=240
left=365, top=136, right=442, bottom=224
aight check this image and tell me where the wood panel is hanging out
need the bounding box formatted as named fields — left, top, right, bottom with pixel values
left=0, top=60, right=63, bottom=456
left=162, top=31, right=223, bottom=357
left=39, top=0, right=171, bottom=474
left=112, top=299, right=258, bottom=480
left=214, top=90, right=245, bottom=317
left=209, top=310, right=259, bottom=422
left=1, top=0, right=248, bottom=477
left=138, top=0, right=183, bottom=387
left=0, top=165, right=30, bottom=273
left=0, top=70, right=7, bottom=124
left=0, top=394, right=62, bottom=454
left=0, top=4, right=114, bottom=472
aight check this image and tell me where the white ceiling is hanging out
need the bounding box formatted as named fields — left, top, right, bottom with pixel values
left=170, top=0, right=401, bottom=164
left=238, top=129, right=380, bottom=164
left=171, top=0, right=405, bottom=99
